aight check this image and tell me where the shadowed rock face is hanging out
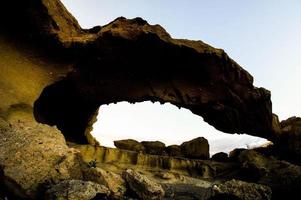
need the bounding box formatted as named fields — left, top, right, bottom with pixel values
left=0, top=0, right=273, bottom=143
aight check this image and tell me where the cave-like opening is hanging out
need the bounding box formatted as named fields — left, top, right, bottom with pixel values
left=91, top=101, right=269, bottom=156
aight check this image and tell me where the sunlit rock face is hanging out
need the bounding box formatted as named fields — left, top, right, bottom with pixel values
left=0, top=118, right=83, bottom=199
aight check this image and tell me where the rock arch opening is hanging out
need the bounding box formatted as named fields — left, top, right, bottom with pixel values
left=30, top=1, right=274, bottom=147
left=91, top=101, right=269, bottom=156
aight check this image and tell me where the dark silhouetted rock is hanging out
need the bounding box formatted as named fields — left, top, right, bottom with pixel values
left=229, top=148, right=246, bottom=162
left=212, top=179, right=272, bottom=200
left=277, top=116, right=301, bottom=163
left=180, top=137, right=209, bottom=159
left=141, top=141, right=166, bottom=155
left=238, top=150, right=301, bottom=200
left=114, top=139, right=145, bottom=152
left=123, top=169, right=165, bottom=200
left=165, top=145, right=184, bottom=157
left=211, top=152, right=229, bottom=162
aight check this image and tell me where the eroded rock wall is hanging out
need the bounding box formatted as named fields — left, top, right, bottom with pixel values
left=1, top=0, right=274, bottom=143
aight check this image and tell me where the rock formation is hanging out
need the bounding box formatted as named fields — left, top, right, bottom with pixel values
left=238, top=150, right=301, bottom=199
left=211, top=152, right=229, bottom=162
left=0, top=0, right=300, bottom=199
left=165, top=145, right=184, bottom=157
left=212, top=179, right=272, bottom=200
left=0, top=0, right=275, bottom=144
left=44, top=180, right=110, bottom=200
left=0, top=118, right=83, bottom=199
left=277, top=116, right=301, bottom=163
left=141, top=141, right=167, bottom=156
left=123, top=169, right=165, bottom=200
left=114, top=139, right=145, bottom=152
left=113, top=137, right=210, bottom=160
left=83, top=167, right=127, bottom=198
left=181, top=137, right=210, bottom=159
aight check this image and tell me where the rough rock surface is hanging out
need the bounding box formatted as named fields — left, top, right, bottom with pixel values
left=181, top=137, right=210, bottom=159
left=83, top=167, right=127, bottom=198
left=238, top=150, right=301, bottom=199
left=211, top=152, right=229, bottom=162
left=212, top=179, right=272, bottom=200
left=165, top=145, right=184, bottom=157
left=0, top=118, right=83, bottom=199
left=123, top=169, right=165, bottom=200
left=0, top=0, right=274, bottom=142
left=229, top=148, right=246, bottom=162
left=44, top=180, right=110, bottom=200
left=278, top=116, right=301, bottom=161
left=75, top=144, right=239, bottom=179
left=114, top=139, right=145, bottom=152
left=141, top=141, right=166, bottom=155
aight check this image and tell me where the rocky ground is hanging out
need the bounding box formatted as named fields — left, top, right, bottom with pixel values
left=1, top=117, right=301, bottom=200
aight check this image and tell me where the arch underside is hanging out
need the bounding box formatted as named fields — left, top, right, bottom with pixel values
left=34, top=36, right=273, bottom=143
left=0, top=0, right=273, bottom=143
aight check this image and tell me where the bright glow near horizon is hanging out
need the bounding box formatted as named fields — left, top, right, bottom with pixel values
left=92, top=102, right=268, bottom=155
left=61, top=0, right=299, bottom=154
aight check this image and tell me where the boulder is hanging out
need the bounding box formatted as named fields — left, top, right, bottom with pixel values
left=238, top=150, right=301, bottom=199
left=0, top=119, right=83, bottom=199
left=123, top=169, right=165, bottom=200
left=155, top=171, right=176, bottom=180
left=277, top=116, right=301, bottom=162
left=165, top=145, right=184, bottom=157
left=141, top=141, right=166, bottom=155
left=114, top=139, right=145, bottom=152
left=211, top=152, right=229, bottom=162
left=44, top=180, right=110, bottom=200
left=212, top=179, right=272, bottom=200
left=229, top=148, right=246, bottom=162
left=83, top=167, right=126, bottom=198
left=180, top=137, right=209, bottom=159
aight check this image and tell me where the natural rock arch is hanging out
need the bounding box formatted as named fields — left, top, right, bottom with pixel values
left=1, top=0, right=274, bottom=144
left=32, top=16, right=274, bottom=143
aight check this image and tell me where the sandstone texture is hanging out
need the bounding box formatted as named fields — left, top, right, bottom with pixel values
left=165, top=145, right=184, bottom=157
left=123, top=169, right=165, bottom=200
left=44, top=180, right=110, bottom=200
left=212, top=179, right=272, bottom=200
left=0, top=118, right=83, bottom=199
left=75, top=144, right=238, bottom=179
left=141, top=141, right=166, bottom=155
left=114, top=139, right=145, bottom=152
left=83, top=167, right=127, bottom=198
left=181, top=137, right=210, bottom=159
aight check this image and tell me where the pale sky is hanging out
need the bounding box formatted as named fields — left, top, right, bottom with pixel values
left=61, top=0, right=300, bottom=154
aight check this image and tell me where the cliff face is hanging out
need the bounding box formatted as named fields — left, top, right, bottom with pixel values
left=0, top=0, right=274, bottom=143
